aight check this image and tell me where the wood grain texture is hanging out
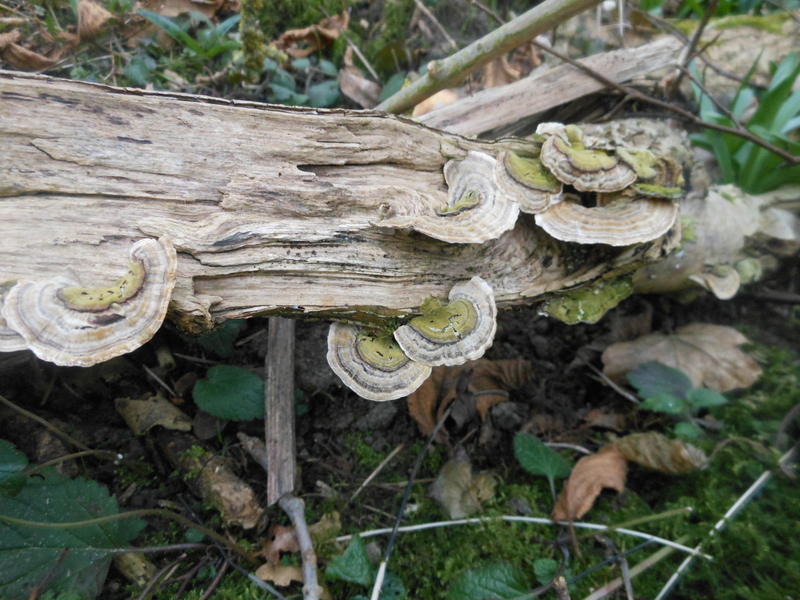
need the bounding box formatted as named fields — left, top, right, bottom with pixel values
left=265, top=317, right=296, bottom=505
left=0, top=70, right=673, bottom=331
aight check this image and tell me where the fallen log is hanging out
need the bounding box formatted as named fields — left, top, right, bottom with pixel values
left=0, top=70, right=675, bottom=336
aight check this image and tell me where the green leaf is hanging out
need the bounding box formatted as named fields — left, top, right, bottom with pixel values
left=123, top=55, right=156, bottom=87
left=627, top=362, right=692, bottom=401
left=325, top=535, right=373, bottom=586
left=308, top=80, right=341, bottom=108
left=674, top=421, right=703, bottom=440
left=687, top=387, right=728, bottom=409
left=0, top=440, right=28, bottom=497
left=193, top=365, right=264, bottom=420
left=269, top=84, right=308, bottom=106
left=0, top=473, right=145, bottom=600
left=378, top=571, right=406, bottom=600
left=318, top=59, right=339, bottom=77
left=513, top=433, right=572, bottom=492
left=137, top=10, right=202, bottom=54
left=379, top=72, right=406, bottom=102
left=192, top=319, right=245, bottom=359
left=533, top=558, right=559, bottom=585
left=291, top=57, right=311, bottom=72
left=447, top=561, right=530, bottom=600
left=271, top=67, right=296, bottom=91
left=641, top=393, right=688, bottom=415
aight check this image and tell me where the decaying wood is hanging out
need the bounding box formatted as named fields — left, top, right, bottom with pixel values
left=418, top=37, right=681, bottom=137
left=265, top=316, right=296, bottom=505
left=0, top=70, right=673, bottom=332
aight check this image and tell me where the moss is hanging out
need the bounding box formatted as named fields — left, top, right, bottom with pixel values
left=343, top=432, right=388, bottom=470
left=239, top=0, right=268, bottom=77
left=544, top=277, right=634, bottom=324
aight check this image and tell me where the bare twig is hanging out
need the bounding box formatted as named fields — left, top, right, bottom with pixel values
left=279, top=495, right=320, bottom=600
left=528, top=39, right=800, bottom=165
left=668, top=0, right=718, bottom=96
left=237, top=431, right=270, bottom=471
left=654, top=444, right=799, bottom=599
left=414, top=0, right=458, bottom=50
left=0, top=393, right=92, bottom=452
left=585, top=363, right=639, bottom=404
left=349, top=443, right=405, bottom=502
left=378, top=0, right=603, bottom=113
left=198, top=560, right=228, bottom=600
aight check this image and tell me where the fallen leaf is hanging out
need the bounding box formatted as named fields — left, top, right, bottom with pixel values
left=412, top=88, right=459, bottom=117
left=552, top=446, right=627, bottom=521
left=582, top=408, right=625, bottom=431
left=615, top=432, right=708, bottom=473
left=137, top=0, right=223, bottom=18
left=407, top=359, right=532, bottom=440
left=115, top=394, right=192, bottom=435
left=0, top=30, right=62, bottom=71
left=480, top=55, right=520, bottom=89
left=77, top=0, right=113, bottom=39
left=255, top=563, right=303, bottom=587
left=273, top=11, right=349, bottom=58
left=338, top=46, right=380, bottom=108
left=602, top=322, right=762, bottom=392
left=260, top=524, right=299, bottom=566
left=429, top=447, right=496, bottom=519
left=309, top=511, right=342, bottom=546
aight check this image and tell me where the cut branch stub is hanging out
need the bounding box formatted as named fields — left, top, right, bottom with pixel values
left=393, top=276, right=497, bottom=366
left=326, top=323, right=432, bottom=401
left=539, top=124, right=636, bottom=193
left=2, top=237, right=177, bottom=366
left=535, top=195, right=679, bottom=247
left=495, top=150, right=563, bottom=214
left=377, top=151, right=519, bottom=243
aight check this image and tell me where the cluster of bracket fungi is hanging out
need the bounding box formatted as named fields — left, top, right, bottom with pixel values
left=1, top=122, right=684, bottom=401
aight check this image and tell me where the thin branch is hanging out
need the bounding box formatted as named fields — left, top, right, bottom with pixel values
left=279, top=495, right=320, bottom=600
left=0, top=393, right=92, bottom=452
left=349, top=443, right=405, bottom=502
left=528, top=39, right=800, bottom=165
left=377, top=0, right=604, bottom=113
left=668, top=0, right=718, bottom=96
left=414, top=0, right=458, bottom=51
left=654, top=444, right=799, bottom=600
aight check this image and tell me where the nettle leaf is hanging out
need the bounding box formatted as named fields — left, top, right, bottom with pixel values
left=0, top=440, right=28, bottom=497
left=533, top=558, right=559, bottom=585
left=640, top=393, right=687, bottom=415
left=627, top=361, right=692, bottom=401
left=513, top=433, right=572, bottom=492
left=447, top=561, right=530, bottom=600
left=325, top=535, right=372, bottom=586
left=686, top=387, right=728, bottom=409
left=0, top=473, right=145, bottom=600
left=193, top=365, right=264, bottom=420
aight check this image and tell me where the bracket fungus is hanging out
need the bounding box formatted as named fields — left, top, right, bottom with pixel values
left=393, top=276, right=497, bottom=366
left=326, top=323, right=432, bottom=401
left=534, top=194, right=679, bottom=247
left=538, top=123, right=636, bottom=193
left=378, top=151, right=519, bottom=243
left=1, top=237, right=177, bottom=366
left=495, top=150, right=563, bottom=214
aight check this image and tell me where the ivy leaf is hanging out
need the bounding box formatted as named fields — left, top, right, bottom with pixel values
left=686, top=387, right=728, bottom=409
left=447, top=561, right=530, bottom=600
left=0, top=440, right=28, bottom=497
left=192, top=319, right=245, bottom=359
left=640, top=393, right=687, bottom=415
left=325, top=535, right=372, bottom=586
left=0, top=473, right=145, bottom=599
left=513, top=433, right=572, bottom=494
left=308, top=80, right=341, bottom=108
left=627, top=362, right=693, bottom=400
left=193, top=365, right=264, bottom=421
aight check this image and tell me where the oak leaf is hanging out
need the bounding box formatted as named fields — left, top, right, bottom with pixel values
left=273, top=11, right=349, bottom=58
left=259, top=524, right=299, bottom=566
left=552, top=446, right=627, bottom=521
left=255, top=563, right=303, bottom=587
left=602, top=322, right=761, bottom=392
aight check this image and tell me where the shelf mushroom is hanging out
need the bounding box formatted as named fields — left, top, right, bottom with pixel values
left=616, top=148, right=685, bottom=199
left=534, top=194, right=679, bottom=247
left=393, top=276, right=497, bottom=366
left=1, top=237, right=177, bottom=367
left=326, top=323, right=432, bottom=401
left=377, top=151, right=519, bottom=243
left=494, top=150, right=563, bottom=214
left=538, top=123, right=637, bottom=193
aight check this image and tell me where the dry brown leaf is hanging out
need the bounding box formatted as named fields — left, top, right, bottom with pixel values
left=582, top=408, right=625, bottom=432
left=260, top=524, right=300, bottom=566
left=308, top=511, right=342, bottom=546
left=552, top=445, right=627, bottom=521
left=255, top=563, right=303, bottom=587
left=0, top=30, right=62, bottom=70
left=115, top=394, right=192, bottom=435
left=480, top=56, right=520, bottom=89
left=273, top=11, right=349, bottom=58
left=615, top=432, right=708, bottom=473
left=412, top=89, right=459, bottom=117
left=339, top=47, right=380, bottom=109
left=77, top=0, right=113, bottom=39
left=137, top=0, right=223, bottom=18
left=406, top=359, right=533, bottom=440
left=429, top=448, right=496, bottom=519
left=602, top=322, right=762, bottom=392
